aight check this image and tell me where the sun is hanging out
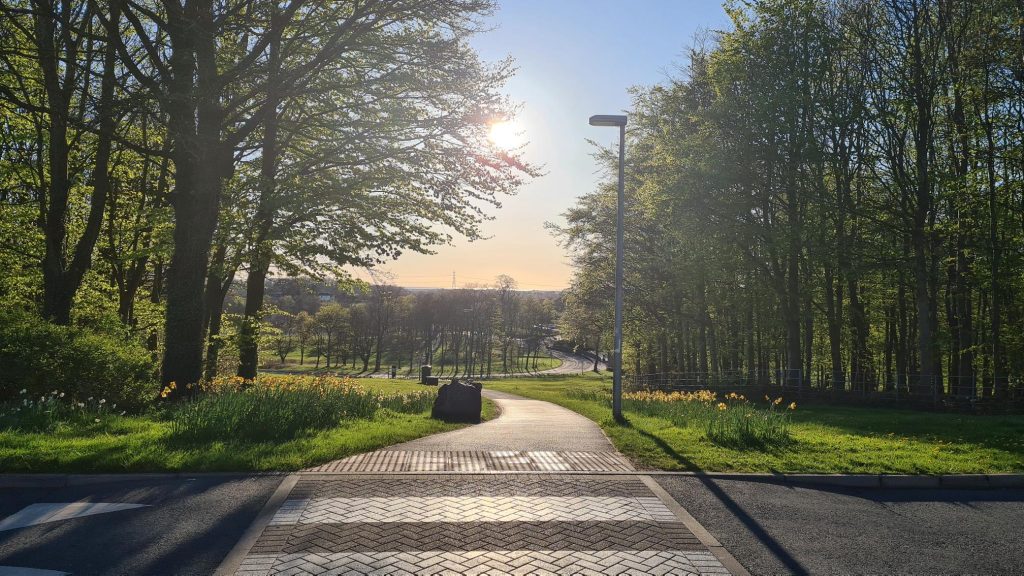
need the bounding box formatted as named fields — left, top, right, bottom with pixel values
left=488, top=120, right=524, bottom=150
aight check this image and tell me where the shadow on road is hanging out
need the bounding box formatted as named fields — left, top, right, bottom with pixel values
left=625, top=422, right=810, bottom=576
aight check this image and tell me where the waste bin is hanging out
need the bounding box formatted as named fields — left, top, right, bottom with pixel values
left=420, top=364, right=432, bottom=384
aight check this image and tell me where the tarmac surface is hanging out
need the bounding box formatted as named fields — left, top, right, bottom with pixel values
left=657, top=475, right=1024, bottom=575
left=0, top=475, right=279, bottom=575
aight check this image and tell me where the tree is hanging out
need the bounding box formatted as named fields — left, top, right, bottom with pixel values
left=209, top=0, right=540, bottom=379
left=558, top=0, right=1024, bottom=400
left=314, top=303, right=347, bottom=369
left=295, top=310, right=313, bottom=366
left=271, top=313, right=296, bottom=364
left=0, top=0, right=124, bottom=324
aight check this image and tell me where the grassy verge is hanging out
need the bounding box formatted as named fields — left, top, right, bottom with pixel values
left=0, top=376, right=495, bottom=473
left=486, top=375, right=1024, bottom=474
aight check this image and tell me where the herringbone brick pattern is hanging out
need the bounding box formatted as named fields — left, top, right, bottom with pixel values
left=256, top=521, right=704, bottom=553
left=237, top=550, right=730, bottom=575
left=271, top=496, right=678, bottom=524
left=234, top=476, right=732, bottom=575
left=303, top=475, right=652, bottom=498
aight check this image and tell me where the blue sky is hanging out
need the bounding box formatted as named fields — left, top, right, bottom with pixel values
left=354, top=1, right=731, bottom=290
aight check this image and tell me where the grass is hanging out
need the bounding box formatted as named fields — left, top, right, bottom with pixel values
left=485, top=375, right=1024, bottom=474
left=0, top=375, right=495, bottom=473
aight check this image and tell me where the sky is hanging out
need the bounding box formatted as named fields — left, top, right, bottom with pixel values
left=349, top=1, right=732, bottom=290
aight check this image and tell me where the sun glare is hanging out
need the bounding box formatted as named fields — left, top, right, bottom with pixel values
left=488, top=120, right=524, bottom=150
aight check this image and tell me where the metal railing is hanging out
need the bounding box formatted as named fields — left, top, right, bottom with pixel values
left=626, top=371, right=1024, bottom=413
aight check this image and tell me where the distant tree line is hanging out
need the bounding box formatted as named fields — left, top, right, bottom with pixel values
left=557, top=0, right=1024, bottom=398
left=246, top=276, right=558, bottom=377
left=0, top=0, right=536, bottom=394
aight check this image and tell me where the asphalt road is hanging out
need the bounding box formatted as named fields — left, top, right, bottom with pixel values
left=0, top=475, right=281, bottom=575
left=544, top=348, right=604, bottom=374
left=657, top=475, right=1024, bottom=575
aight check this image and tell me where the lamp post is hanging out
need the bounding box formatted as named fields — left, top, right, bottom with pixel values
left=589, top=114, right=627, bottom=423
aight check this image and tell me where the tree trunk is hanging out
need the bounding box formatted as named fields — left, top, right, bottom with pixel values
left=825, top=263, right=844, bottom=390
left=38, top=1, right=119, bottom=324
left=161, top=1, right=230, bottom=389
left=202, top=244, right=234, bottom=382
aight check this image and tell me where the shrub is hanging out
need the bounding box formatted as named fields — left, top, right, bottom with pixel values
left=703, top=394, right=794, bottom=448
left=170, top=375, right=436, bottom=442
left=0, top=310, right=156, bottom=412
left=623, top=389, right=795, bottom=449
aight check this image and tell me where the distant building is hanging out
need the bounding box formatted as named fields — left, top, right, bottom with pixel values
left=318, top=292, right=333, bottom=303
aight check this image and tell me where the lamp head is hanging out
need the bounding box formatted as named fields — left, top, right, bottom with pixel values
left=589, top=114, right=627, bottom=127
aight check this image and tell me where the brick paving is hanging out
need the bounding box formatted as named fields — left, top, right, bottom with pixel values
left=304, top=450, right=634, bottom=473
left=232, top=476, right=733, bottom=575
left=224, top=391, right=741, bottom=575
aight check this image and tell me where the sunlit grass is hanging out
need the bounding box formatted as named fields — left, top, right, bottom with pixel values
left=486, top=375, right=1024, bottom=474
left=0, top=374, right=492, bottom=472
left=170, top=375, right=436, bottom=442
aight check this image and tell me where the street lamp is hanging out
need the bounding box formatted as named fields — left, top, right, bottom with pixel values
left=589, top=114, right=627, bottom=423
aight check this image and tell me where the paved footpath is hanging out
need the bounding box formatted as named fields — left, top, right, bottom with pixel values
left=220, top=390, right=748, bottom=575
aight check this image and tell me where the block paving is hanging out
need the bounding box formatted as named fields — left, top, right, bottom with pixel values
left=304, top=450, right=635, bottom=473
left=233, top=475, right=733, bottom=575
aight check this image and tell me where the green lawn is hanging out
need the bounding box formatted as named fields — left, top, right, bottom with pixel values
left=0, top=382, right=496, bottom=473
left=485, top=375, right=1024, bottom=474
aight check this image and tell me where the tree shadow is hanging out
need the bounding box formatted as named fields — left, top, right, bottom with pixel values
left=0, top=476, right=274, bottom=575
left=621, top=419, right=810, bottom=575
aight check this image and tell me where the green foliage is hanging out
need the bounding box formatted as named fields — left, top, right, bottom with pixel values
left=619, top=390, right=794, bottom=449
left=170, top=375, right=435, bottom=442
left=558, top=0, right=1024, bottom=398
left=0, top=310, right=156, bottom=411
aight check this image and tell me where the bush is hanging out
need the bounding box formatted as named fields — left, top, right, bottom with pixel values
left=0, top=310, right=156, bottom=412
left=623, top=390, right=795, bottom=449
left=170, top=375, right=436, bottom=442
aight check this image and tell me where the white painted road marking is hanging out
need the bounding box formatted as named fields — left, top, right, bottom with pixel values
left=0, top=502, right=149, bottom=531
left=0, top=567, right=70, bottom=576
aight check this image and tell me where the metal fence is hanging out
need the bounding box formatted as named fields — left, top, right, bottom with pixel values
left=626, top=371, right=1024, bottom=413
